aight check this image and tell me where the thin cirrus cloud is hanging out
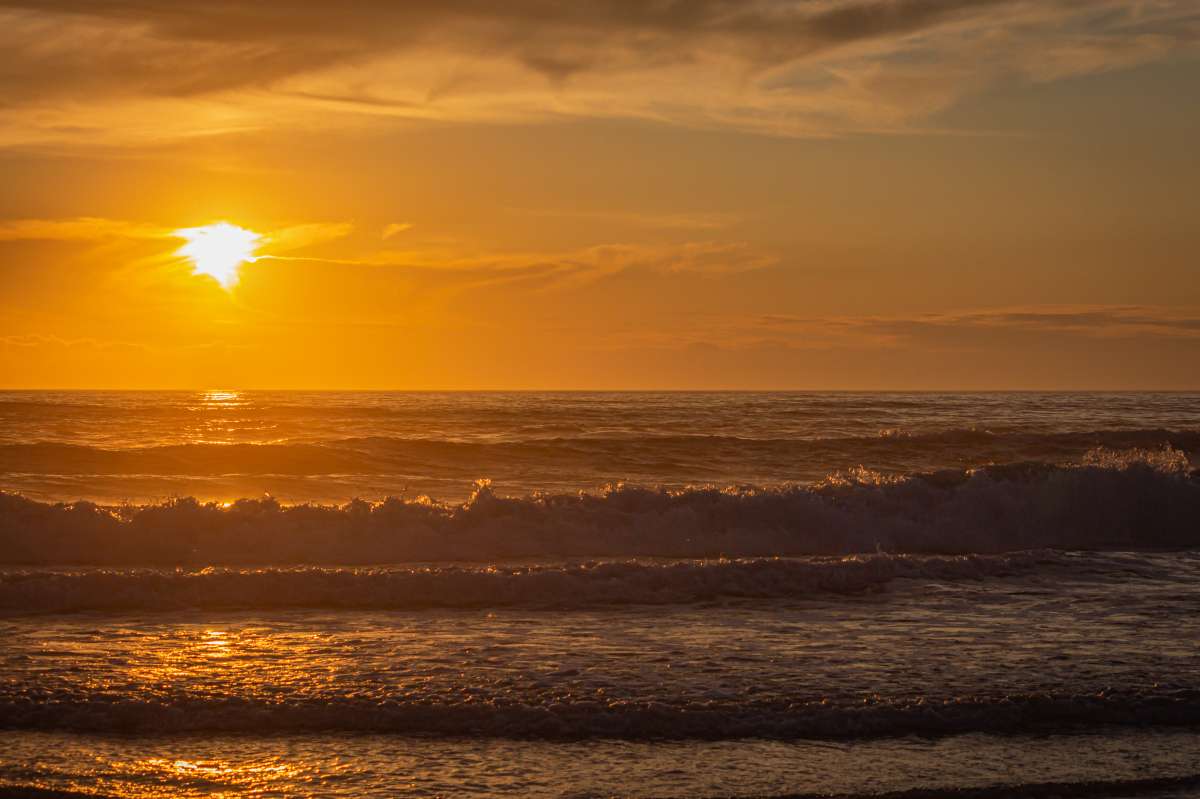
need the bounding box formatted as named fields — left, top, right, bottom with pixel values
left=262, top=222, right=355, bottom=252
left=382, top=223, right=413, bottom=240
left=1, top=0, right=1197, bottom=146
left=597, top=305, right=1200, bottom=354
left=256, top=240, right=780, bottom=301
left=0, top=215, right=770, bottom=278
left=564, top=305, right=1200, bottom=355
left=742, top=306, right=1200, bottom=349
left=0, top=217, right=170, bottom=241
left=0, top=216, right=775, bottom=304
left=369, top=241, right=778, bottom=283
left=506, top=208, right=739, bottom=232
left=0, top=217, right=352, bottom=250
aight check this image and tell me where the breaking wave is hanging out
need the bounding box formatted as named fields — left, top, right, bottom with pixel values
left=1, top=447, right=1196, bottom=565
left=2, top=686, right=1197, bottom=740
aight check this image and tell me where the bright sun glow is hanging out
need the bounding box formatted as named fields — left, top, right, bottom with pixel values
left=174, top=222, right=261, bottom=287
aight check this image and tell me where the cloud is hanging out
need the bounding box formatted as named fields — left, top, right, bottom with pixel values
left=382, top=223, right=413, bottom=240
left=263, top=222, right=354, bottom=252
left=0, top=217, right=169, bottom=241
left=507, top=208, right=738, bottom=231
left=0, top=215, right=768, bottom=295
left=840, top=306, right=1200, bottom=344
left=369, top=240, right=777, bottom=285
left=0, top=216, right=355, bottom=253
left=599, top=305, right=1200, bottom=353
left=746, top=305, right=1200, bottom=348
left=1, top=0, right=1197, bottom=145
left=241, top=240, right=779, bottom=322
left=0, top=332, right=158, bottom=355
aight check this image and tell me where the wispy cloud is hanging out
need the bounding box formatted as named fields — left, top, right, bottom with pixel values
left=0, top=217, right=355, bottom=253
left=227, top=240, right=779, bottom=336
left=0, top=217, right=170, bottom=241
left=507, top=208, right=739, bottom=232
left=871, top=306, right=1200, bottom=341
left=262, top=222, right=354, bottom=252
left=382, top=223, right=413, bottom=240
left=2, top=215, right=771, bottom=292
left=0, top=332, right=153, bottom=353
left=367, top=240, right=778, bottom=286
left=607, top=305, right=1200, bottom=352
left=1, top=1, right=1196, bottom=146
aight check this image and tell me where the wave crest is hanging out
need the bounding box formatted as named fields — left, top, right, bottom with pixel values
left=1, top=448, right=1197, bottom=565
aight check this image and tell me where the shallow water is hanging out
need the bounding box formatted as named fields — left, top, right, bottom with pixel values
left=4, top=729, right=1200, bottom=798
left=2, top=551, right=1200, bottom=795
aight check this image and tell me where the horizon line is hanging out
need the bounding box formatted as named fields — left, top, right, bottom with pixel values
left=1, top=387, right=1199, bottom=394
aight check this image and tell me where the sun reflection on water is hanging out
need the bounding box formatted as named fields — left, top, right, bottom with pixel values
left=201, top=390, right=243, bottom=406
left=126, top=755, right=300, bottom=797
left=123, top=626, right=267, bottom=689
left=180, top=390, right=275, bottom=447
left=202, top=630, right=232, bottom=657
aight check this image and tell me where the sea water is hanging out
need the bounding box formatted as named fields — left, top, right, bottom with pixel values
left=1, top=391, right=1198, bottom=797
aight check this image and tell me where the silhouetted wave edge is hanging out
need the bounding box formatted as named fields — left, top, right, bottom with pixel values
left=2, top=447, right=1197, bottom=566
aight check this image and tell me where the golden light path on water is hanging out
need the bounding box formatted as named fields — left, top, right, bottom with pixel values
left=4, top=546, right=1200, bottom=795
left=116, top=755, right=301, bottom=797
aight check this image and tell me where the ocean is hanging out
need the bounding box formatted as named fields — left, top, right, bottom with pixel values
left=1, top=391, right=1198, bottom=798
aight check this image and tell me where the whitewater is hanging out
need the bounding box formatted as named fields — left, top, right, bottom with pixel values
left=1, top=391, right=1198, bottom=798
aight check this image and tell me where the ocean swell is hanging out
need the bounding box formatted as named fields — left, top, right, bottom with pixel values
left=2, top=686, right=1196, bottom=740
left=1, top=428, right=1196, bottom=476
left=1, top=448, right=1197, bottom=565
left=0, top=553, right=1046, bottom=613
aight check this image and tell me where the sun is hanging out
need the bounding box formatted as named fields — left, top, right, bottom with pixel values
left=174, top=222, right=261, bottom=287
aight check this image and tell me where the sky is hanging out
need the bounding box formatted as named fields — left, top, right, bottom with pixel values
left=1, top=0, right=1198, bottom=389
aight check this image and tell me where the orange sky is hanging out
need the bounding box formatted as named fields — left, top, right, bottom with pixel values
left=2, top=1, right=1199, bottom=389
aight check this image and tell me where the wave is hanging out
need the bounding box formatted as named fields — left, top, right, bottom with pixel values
left=0, top=553, right=1051, bottom=612
left=2, top=686, right=1197, bottom=740
left=1, top=447, right=1197, bottom=565
left=4, top=778, right=1200, bottom=799
left=1, top=429, right=1197, bottom=476
left=3, top=775, right=1199, bottom=799
left=740, top=775, right=1200, bottom=799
